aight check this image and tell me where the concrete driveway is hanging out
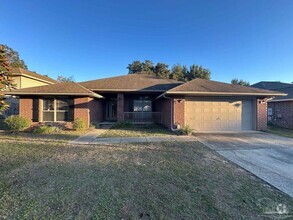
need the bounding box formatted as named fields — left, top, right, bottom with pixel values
left=195, top=132, right=293, bottom=198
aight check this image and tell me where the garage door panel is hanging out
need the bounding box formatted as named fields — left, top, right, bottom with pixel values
left=186, top=98, right=254, bottom=131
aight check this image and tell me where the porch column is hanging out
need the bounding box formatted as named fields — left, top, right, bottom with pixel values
left=117, top=93, right=124, bottom=121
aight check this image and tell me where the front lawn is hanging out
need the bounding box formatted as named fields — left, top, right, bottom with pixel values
left=267, top=125, right=293, bottom=138
left=98, top=123, right=175, bottom=138
left=1, top=137, right=292, bottom=219
left=0, top=129, right=90, bottom=143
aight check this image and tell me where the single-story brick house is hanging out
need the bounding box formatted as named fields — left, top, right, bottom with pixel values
left=5, top=74, right=285, bottom=131
left=251, top=81, right=293, bottom=129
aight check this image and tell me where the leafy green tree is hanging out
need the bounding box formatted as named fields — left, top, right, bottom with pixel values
left=169, top=64, right=185, bottom=81
left=188, top=65, right=211, bottom=80
left=57, top=75, right=75, bottom=82
left=141, top=60, right=154, bottom=74
left=127, top=61, right=143, bottom=74
left=0, top=45, right=15, bottom=112
left=154, top=62, right=170, bottom=78
left=0, top=44, right=27, bottom=69
left=231, top=79, right=250, bottom=86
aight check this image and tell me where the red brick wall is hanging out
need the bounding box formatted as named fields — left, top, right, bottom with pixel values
left=74, top=97, right=90, bottom=128
left=19, top=98, right=33, bottom=122
left=160, top=98, right=171, bottom=129
left=117, top=93, right=124, bottom=121
left=173, top=98, right=185, bottom=129
left=88, top=98, right=104, bottom=124
left=269, top=101, right=293, bottom=129
left=256, top=98, right=268, bottom=131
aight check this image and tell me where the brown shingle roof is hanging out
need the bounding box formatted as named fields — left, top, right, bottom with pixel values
left=166, top=78, right=286, bottom=96
left=5, top=82, right=102, bottom=98
left=11, top=67, right=57, bottom=84
left=80, top=74, right=183, bottom=91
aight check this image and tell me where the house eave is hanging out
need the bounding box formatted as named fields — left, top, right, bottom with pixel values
left=268, top=98, right=293, bottom=102
left=4, top=92, right=104, bottom=98
left=165, top=91, right=287, bottom=97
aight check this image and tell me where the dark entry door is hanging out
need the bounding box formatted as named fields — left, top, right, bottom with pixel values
left=106, top=99, right=117, bottom=121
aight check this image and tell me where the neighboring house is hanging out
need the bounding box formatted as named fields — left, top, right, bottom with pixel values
left=251, top=81, right=293, bottom=129
left=3, top=67, right=56, bottom=117
left=5, top=74, right=285, bottom=131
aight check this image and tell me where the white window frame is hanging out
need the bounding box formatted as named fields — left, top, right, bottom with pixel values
left=42, top=98, right=69, bottom=122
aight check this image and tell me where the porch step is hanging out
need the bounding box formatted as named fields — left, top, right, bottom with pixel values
left=98, top=121, right=116, bottom=129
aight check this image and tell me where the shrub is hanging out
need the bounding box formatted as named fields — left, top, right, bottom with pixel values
left=73, top=118, right=86, bottom=130
left=178, top=125, right=194, bottom=136
left=4, top=115, right=31, bottom=131
left=33, top=125, right=61, bottom=134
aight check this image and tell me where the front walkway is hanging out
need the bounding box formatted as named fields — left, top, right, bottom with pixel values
left=69, top=129, right=196, bottom=145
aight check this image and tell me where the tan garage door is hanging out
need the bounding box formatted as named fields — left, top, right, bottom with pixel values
left=186, top=98, right=254, bottom=131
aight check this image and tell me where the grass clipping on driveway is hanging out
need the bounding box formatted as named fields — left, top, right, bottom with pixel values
left=98, top=123, right=175, bottom=138
left=1, top=139, right=293, bottom=219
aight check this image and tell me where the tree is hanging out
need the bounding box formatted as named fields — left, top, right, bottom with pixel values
left=0, top=45, right=27, bottom=69
left=169, top=64, right=185, bottom=81
left=0, top=45, right=15, bottom=112
left=127, top=60, right=211, bottom=81
left=231, top=79, right=250, bottom=86
left=57, top=75, right=75, bottom=82
left=188, top=65, right=211, bottom=80
left=154, top=62, right=170, bottom=78
left=141, top=60, right=154, bottom=74
left=127, top=61, right=143, bottom=74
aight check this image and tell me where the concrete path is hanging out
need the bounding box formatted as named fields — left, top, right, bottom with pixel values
left=69, top=129, right=197, bottom=145
left=195, top=132, right=293, bottom=198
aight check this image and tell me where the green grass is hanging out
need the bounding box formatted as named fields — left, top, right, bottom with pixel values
left=0, top=129, right=90, bottom=143
left=0, top=137, right=293, bottom=219
left=267, top=125, right=293, bottom=138
left=99, top=123, right=175, bottom=138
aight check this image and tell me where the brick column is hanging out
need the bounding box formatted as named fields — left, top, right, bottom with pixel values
left=256, top=98, right=267, bottom=131
left=74, top=97, right=90, bottom=128
left=19, top=98, right=33, bottom=122
left=173, top=98, right=185, bottom=129
left=117, top=93, right=124, bottom=121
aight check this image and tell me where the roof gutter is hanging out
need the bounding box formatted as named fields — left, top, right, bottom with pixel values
left=4, top=92, right=104, bottom=99
left=166, top=91, right=287, bottom=96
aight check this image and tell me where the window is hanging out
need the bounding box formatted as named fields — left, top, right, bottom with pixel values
left=133, top=97, right=152, bottom=112
left=268, top=107, right=273, bottom=116
left=43, top=98, right=69, bottom=122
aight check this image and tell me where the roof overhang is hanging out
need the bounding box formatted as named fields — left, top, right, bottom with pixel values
left=165, top=91, right=287, bottom=97
left=91, top=89, right=169, bottom=92
left=156, top=91, right=287, bottom=99
left=12, top=73, right=56, bottom=84
left=268, top=98, right=293, bottom=102
left=4, top=91, right=104, bottom=99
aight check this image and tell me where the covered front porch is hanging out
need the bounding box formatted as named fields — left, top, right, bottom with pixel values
left=100, top=93, right=163, bottom=124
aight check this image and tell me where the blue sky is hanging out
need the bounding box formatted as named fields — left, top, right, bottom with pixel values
left=1, top=0, right=293, bottom=83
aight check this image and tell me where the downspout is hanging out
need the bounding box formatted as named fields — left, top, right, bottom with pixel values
left=162, top=94, right=178, bottom=131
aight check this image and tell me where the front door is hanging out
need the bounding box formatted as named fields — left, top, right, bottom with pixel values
left=106, top=99, right=117, bottom=121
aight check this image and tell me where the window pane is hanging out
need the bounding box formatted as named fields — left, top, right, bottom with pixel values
left=133, top=100, right=142, bottom=112
left=43, top=98, right=54, bottom=110
left=142, top=100, right=152, bottom=112
left=57, top=99, right=69, bottom=110
left=43, top=112, right=54, bottom=121
left=57, top=112, right=68, bottom=121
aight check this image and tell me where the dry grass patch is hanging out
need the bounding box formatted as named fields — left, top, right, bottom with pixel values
left=267, top=125, right=293, bottom=138
left=0, top=129, right=90, bottom=143
left=99, top=124, right=174, bottom=138
left=0, top=139, right=293, bottom=219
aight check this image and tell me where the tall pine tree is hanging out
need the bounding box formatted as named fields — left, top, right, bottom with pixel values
left=0, top=45, right=14, bottom=112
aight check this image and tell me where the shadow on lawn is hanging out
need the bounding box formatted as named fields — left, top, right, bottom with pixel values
left=1, top=141, right=293, bottom=219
